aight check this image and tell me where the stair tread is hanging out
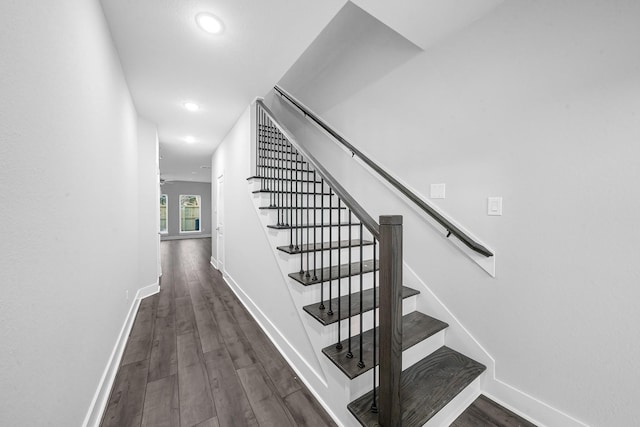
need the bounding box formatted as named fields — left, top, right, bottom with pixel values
left=267, top=223, right=360, bottom=230
left=303, top=286, right=419, bottom=326
left=278, top=239, right=374, bottom=255
left=290, top=259, right=377, bottom=286
left=451, top=394, right=537, bottom=427
left=323, top=311, right=448, bottom=379
left=348, top=346, right=486, bottom=427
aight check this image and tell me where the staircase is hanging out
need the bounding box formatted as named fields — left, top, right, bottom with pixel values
left=248, top=100, right=507, bottom=426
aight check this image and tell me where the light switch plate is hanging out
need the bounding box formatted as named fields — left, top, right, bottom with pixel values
left=488, top=197, right=503, bottom=216
left=430, top=183, right=446, bottom=199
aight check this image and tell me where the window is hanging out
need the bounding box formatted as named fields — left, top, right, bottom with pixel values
left=180, top=195, right=201, bottom=233
left=159, top=194, right=168, bottom=233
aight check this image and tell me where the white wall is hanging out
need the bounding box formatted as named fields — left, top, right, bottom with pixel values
left=0, top=0, right=158, bottom=425
left=275, top=1, right=640, bottom=425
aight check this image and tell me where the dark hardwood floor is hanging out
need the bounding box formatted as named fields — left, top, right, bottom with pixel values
left=101, top=238, right=337, bottom=427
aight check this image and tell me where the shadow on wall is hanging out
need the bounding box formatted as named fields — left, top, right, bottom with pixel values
left=278, top=1, right=422, bottom=114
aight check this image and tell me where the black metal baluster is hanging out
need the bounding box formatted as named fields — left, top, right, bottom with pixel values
left=295, top=154, right=299, bottom=246
left=305, top=161, right=310, bottom=278
left=327, top=188, right=333, bottom=316
left=336, top=199, right=342, bottom=350
left=358, top=222, right=365, bottom=369
left=288, top=144, right=292, bottom=235
left=299, top=153, right=304, bottom=274
left=370, top=238, right=378, bottom=414
left=312, top=170, right=318, bottom=281
left=277, top=130, right=282, bottom=226
left=319, top=178, right=325, bottom=310
left=346, top=209, right=353, bottom=359
left=269, top=119, right=274, bottom=207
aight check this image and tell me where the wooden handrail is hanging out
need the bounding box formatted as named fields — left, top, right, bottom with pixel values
left=274, top=85, right=493, bottom=258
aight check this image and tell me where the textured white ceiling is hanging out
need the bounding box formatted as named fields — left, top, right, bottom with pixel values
left=99, top=0, right=345, bottom=183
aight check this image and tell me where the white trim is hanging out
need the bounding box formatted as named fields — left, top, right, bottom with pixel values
left=82, top=281, right=160, bottom=427
left=161, top=234, right=212, bottom=241
left=221, top=271, right=344, bottom=427
left=210, top=257, right=218, bottom=269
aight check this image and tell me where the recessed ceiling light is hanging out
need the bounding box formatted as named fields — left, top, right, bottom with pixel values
left=196, top=12, right=224, bottom=35
left=185, top=136, right=196, bottom=143
left=183, top=102, right=199, bottom=111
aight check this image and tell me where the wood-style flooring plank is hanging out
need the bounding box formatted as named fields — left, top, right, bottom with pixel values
left=141, top=375, right=180, bottom=427
left=121, top=295, right=158, bottom=365
left=239, top=320, right=302, bottom=398
left=148, top=314, right=177, bottom=382
left=203, top=348, right=258, bottom=427
left=225, top=337, right=259, bottom=370
left=178, top=361, right=216, bottom=427
left=175, top=296, right=197, bottom=334
left=101, top=360, right=148, bottom=427
left=189, top=288, right=224, bottom=354
left=194, top=418, right=220, bottom=427
left=236, top=365, right=295, bottom=427
left=177, top=330, right=202, bottom=369
left=284, top=388, right=338, bottom=427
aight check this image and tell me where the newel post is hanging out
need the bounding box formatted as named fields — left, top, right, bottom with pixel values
left=378, top=215, right=403, bottom=426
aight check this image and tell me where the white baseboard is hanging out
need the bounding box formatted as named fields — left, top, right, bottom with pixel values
left=161, top=234, right=212, bottom=241
left=210, top=256, right=218, bottom=269
left=82, top=280, right=160, bottom=427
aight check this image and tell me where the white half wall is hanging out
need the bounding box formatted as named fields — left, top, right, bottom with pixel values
left=0, top=0, right=159, bottom=425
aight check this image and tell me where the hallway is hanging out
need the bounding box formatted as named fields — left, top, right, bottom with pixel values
left=101, top=238, right=336, bottom=427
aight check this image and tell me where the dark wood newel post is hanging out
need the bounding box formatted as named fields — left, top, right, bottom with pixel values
left=379, top=215, right=403, bottom=427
